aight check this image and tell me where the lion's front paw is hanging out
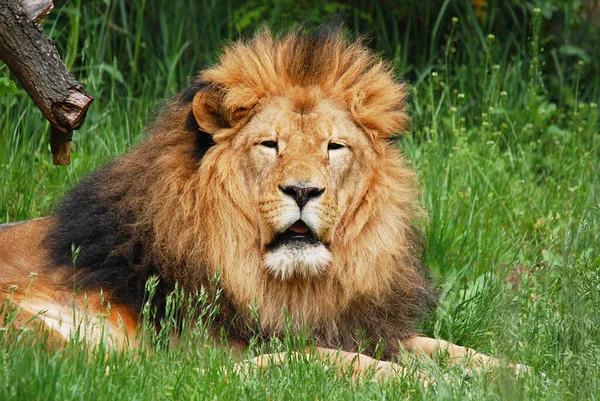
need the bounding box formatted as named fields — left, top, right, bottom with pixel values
left=513, top=363, right=531, bottom=377
left=513, top=363, right=546, bottom=379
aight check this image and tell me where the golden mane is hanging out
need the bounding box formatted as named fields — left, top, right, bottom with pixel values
left=46, top=27, right=431, bottom=355
left=198, top=28, right=409, bottom=140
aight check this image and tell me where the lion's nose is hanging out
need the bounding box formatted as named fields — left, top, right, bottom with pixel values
left=279, top=185, right=324, bottom=209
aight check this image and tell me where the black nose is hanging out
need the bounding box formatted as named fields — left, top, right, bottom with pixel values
left=279, top=185, right=324, bottom=209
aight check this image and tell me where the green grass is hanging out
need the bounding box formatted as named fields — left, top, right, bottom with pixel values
left=1, top=0, right=599, bottom=399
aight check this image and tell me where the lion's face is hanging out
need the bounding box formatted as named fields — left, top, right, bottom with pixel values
left=188, top=30, right=410, bottom=285
left=232, top=94, right=374, bottom=280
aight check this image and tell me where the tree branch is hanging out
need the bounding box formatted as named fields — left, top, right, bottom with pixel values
left=0, top=0, right=93, bottom=165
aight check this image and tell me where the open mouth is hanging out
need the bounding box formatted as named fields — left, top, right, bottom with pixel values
left=267, top=220, right=319, bottom=250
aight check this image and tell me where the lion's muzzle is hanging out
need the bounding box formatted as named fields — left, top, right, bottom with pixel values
left=264, top=219, right=332, bottom=280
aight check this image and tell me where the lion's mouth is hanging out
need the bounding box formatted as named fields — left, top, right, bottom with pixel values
left=267, top=220, right=319, bottom=250
left=263, top=220, right=332, bottom=280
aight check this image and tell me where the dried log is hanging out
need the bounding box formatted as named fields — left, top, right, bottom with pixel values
left=22, top=0, right=53, bottom=22
left=0, top=0, right=93, bottom=165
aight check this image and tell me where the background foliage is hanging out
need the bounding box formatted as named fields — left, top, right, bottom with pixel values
left=1, top=0, right=599, bottom=399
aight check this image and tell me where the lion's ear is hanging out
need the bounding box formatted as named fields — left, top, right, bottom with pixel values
left=192, top=85, right=256, bottom=135
left=192, top=86, right=226, bottom=134
left=347, top=72, right=409, bottom=139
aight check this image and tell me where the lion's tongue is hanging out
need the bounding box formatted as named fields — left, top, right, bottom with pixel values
left=289, top=222, right=309, bottom=234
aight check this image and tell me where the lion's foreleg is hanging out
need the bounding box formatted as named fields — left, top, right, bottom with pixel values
left=401, top=336, right=528, bottom=375
left=235, top=347, right=414, bottom=380
left=402, top=336, right=495, bottom=366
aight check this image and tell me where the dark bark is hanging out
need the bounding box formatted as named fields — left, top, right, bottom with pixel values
left=0, top=0, right=93, bottom=165
left=22, top=0, right=53, bottom=22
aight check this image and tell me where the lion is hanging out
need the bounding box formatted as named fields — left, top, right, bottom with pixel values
left=0, top=27, right=524, bottom=379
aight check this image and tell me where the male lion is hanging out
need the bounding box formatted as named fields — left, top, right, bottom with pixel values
left=0, top=27, right=522, bottom=379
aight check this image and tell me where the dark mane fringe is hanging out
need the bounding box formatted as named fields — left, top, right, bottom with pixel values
left=46, top=80, right=217, bottom=308
left=46, top=162, right=157, bottom=308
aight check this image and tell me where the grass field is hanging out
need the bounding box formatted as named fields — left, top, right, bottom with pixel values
left=1, top=1, right=599, bottom=399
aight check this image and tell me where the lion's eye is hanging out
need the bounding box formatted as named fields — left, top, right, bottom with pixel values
left=328, top=142, right=345, bottom=151
left=260, top=141, right=278, bottom=150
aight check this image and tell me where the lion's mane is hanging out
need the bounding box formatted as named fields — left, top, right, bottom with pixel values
left=48, top=27, right=433, bottom=357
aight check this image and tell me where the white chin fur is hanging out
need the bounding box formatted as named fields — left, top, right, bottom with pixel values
left=264, top=243, right=331, bottom=280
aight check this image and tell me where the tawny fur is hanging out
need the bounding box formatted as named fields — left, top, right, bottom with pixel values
left=2, top=28, right=432, bottom=358
left=123, top=29, right=429, bottom=352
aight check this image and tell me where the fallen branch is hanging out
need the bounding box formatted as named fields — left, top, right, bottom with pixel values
left=0, top=0, right=93, bottom=165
